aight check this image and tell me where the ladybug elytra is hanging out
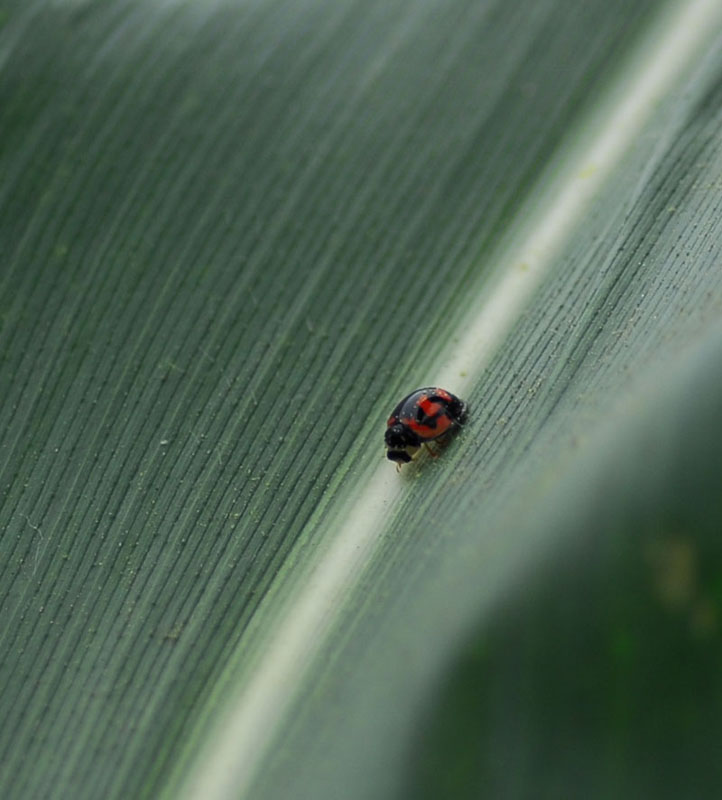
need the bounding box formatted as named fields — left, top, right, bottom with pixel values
left=385, top=387, right=467, bottom=466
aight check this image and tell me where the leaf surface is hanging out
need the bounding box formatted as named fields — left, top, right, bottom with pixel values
left=1, top=1, right=721, bottom=799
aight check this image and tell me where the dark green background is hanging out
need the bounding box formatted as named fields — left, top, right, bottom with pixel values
left=3, top=1, right=721, bottom=799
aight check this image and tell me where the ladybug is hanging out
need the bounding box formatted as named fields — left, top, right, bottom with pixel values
left=385, top=387, right=467, bottom=466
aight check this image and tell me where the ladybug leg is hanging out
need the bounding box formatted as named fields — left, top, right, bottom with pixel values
left=423, top=442, right=439, bottom=458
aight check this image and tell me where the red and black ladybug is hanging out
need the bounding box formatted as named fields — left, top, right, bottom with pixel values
left=385, top=387, right=467, bottom=466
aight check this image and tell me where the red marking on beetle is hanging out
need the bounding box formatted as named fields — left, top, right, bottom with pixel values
left=406, top=415, right=453, bottom=439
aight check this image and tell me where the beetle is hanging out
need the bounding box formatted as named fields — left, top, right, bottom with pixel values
left=385, top=387, right=467, bottom=466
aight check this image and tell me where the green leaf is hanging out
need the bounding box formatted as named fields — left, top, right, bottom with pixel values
left=1, top=1, right=721, bottom=799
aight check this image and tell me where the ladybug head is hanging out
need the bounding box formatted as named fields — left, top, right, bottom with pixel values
left=386, top=448, right=412, bottom=464
left=385, top=422, right=418, bottom=449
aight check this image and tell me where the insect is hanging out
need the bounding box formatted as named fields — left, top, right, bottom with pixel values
left=384, top=387, right=467, bottom=466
